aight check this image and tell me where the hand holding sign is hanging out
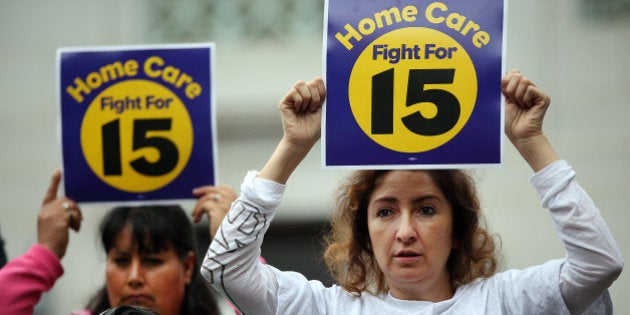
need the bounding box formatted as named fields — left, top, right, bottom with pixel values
left=502, top=70, right=558, bottom=172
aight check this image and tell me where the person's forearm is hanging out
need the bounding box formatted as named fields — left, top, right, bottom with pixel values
left=0, top=245, right=63, bottom=315
left=258, top=138, right=314, bottom=184
left=511, top=133, right=559, bottom=173
left=202, top=171, right=283, bottom=315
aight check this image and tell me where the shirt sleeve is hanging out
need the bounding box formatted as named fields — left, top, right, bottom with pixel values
left=201, top=170, right=285, bottom=315
left=0, top=244, right=64, bottom=315
left=530, top=160, right=623, bottom=314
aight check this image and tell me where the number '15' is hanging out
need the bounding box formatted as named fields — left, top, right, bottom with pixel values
left=102, top=118, right=179, bottom=176
left=371, top=68, right=460, bottom=136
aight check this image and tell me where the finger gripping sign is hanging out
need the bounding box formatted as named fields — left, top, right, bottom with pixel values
left=58, top=44, right=217, bottom=202
left=324, top=0, right=506, bottom=169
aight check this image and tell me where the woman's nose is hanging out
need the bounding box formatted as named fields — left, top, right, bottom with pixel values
left=127, top=259, right=144, bottom=288
left=396, top=215, right=417, bottom=243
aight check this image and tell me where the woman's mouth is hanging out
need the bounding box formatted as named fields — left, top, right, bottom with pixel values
left=394, top=250, right=421, bottom=263
left=120, top=294, right=155, bottom=307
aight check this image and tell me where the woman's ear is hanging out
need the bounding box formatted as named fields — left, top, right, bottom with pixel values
left=183, top=251, right=195, bottom=284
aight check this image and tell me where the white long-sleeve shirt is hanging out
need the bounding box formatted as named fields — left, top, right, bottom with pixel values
left=201, top=160, right=623, bottom=314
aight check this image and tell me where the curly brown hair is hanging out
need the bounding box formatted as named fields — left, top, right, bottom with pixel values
left=323, top=169, right=497, bottom=295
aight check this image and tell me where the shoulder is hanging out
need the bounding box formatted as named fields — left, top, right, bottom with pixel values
left=453, top=260, right=570, bottom=314
left=464, top=259, right=564, bottom=289
left=272, top=269, right=406, bottom=313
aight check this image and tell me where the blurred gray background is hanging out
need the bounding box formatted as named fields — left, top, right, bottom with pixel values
left=1, top=0, right=628, bottom=314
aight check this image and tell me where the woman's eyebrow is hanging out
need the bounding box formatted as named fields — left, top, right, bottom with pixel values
left=109, top=248, right=131, bottom=256
left=371, top=193, right=442, bottom=204
left=412, top=195, right=442, bottom=204
left=371, top=196, right=398, bottom=203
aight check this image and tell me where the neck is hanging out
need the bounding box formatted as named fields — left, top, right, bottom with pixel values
left=388, top=273, right=454, bottom=302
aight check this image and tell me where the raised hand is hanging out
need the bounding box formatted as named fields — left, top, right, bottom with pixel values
left=258, top=77, right=326, bottom=184
left=502, top=70, right=558, bottom=172
left=502, top=69, right=551, bottom=144
left=37, top=170, right=82, bottom=259
left=279, top=77, right=326, bottom=150
left=191, top=184, right=238, bottom=238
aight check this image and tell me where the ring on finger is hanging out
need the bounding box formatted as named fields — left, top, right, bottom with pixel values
left=212, top=193, right=221, bottom=202
left=62, top=202, right=74, bottom=224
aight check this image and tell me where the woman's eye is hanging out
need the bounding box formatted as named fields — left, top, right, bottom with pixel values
left=113, top=257, right=130, bottom=266
left=419, top=206, right=436, bottom=216
left=376, top=208, right=393, bottom=218
left=143, top=257, right=163, bottom=266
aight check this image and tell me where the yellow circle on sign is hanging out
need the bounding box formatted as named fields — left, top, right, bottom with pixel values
left=348, top=27, right=477, bottom=153
left=81, top=79, right=193, bottom=193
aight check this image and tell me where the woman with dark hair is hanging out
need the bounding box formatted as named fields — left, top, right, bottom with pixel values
left=84, top=205, right=220, bottom=315
left=0, top=170, right=229, bottom=315
left=202, top=71, right=623, bottom=314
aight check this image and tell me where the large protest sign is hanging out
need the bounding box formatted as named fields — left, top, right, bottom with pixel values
left=58, top=44, right=217, bottom=202
left=324, top=0, right=506, bottom=168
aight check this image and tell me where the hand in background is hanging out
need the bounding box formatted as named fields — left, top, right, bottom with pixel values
left=192, top=185, right=238, bottom=238
left=37, top=170, right=82, bottom=259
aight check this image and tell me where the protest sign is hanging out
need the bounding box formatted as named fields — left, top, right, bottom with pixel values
left=324, top=0, right=506, bottom=168
left=58, top=43, right=217, bottom=202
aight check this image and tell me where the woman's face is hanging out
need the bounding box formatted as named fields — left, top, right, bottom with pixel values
left=367, top=171, right=454, bottom=301
left=105, top=225, right=194, bottom=315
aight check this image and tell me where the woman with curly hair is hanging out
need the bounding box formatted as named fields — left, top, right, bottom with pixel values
left=202, top=71, right=622, bottom=314
left=323, top=168, right=497, bottom=297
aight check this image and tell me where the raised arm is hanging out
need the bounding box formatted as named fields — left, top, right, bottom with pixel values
left=37, top=170, right=82, bottom=258
left=502, top=69, right=559, bottom=172
left=502, top=70, right=623, bottom=313
left=201, top=78, right=326, bottom=315
left=258, top=77, right=326, bottom=184
left=0, top=170, right=83, bottom=315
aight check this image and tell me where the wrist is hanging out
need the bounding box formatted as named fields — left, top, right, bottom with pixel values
left=278, top=136, right=319, bottom=155
left=258, top=138, right=315, bottom=184
left=38, top=241, right=65, bottom=260
left=510, top=133, right=559, bottom=173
